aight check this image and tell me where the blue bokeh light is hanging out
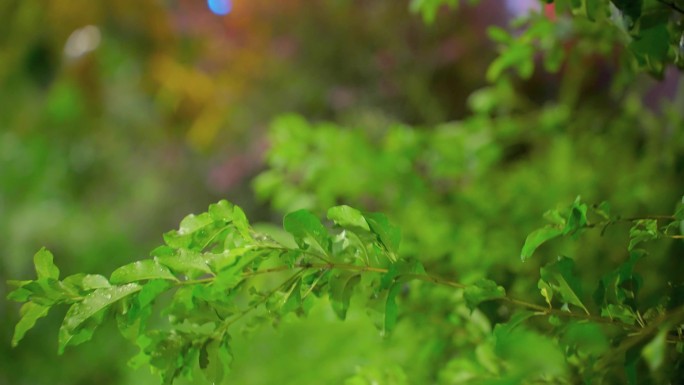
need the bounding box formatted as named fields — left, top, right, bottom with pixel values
left=207, top=0, right=232, bottom=15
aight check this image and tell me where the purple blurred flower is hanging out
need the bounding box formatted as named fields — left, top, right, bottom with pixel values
left=505, top=0, right=541, bottom=17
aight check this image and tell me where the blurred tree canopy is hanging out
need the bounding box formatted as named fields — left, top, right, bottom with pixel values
left=3, top=0, right=684, bottom=384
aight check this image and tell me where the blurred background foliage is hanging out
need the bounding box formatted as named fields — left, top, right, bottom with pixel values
left=1, top=0, right=683, bottom=384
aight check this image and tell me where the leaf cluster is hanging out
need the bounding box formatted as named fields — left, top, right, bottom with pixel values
left=9, top=197, right=684, bottom=383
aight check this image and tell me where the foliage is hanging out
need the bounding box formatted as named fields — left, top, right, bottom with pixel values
left=8, top=198, right=684, bottom=384
left=5, top=0, right=684, bottom=384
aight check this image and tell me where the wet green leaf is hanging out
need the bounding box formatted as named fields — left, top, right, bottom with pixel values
left=232, top=206, right=253, bottom=241
left=209, top=200, right=234, bottom=222
left=12, top=279, right=68, bottom=306
left=59, top=283, right=141, bottom=353
left=327, top=205, right=370, bottom=231
left=110, top=260, right=178, bottom=284
left=156, top=249, right=212, bottom=279
left=179, top=212, right=214, bottom=235
left=283, top=209, right=331, bottom=254
left=82, top=274, right=111, bottom=290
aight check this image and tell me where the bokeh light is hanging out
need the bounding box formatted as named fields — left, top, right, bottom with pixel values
left=64, top=25, right=101, bottom=58
left=207, top=0, right=232, bottom=15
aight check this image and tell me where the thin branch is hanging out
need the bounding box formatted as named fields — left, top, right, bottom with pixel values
left=217, top=268, right=306, bottom=334
left=656, top=0, right=684, bottom=15
left=619, top=215, right=677, bottom=222
left=178, top=260, right=641, bottom=331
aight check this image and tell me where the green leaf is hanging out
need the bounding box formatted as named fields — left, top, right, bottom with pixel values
left=493, top=325, right=567, bottom=376
left=570, top=0, right=607, bottom=21
left=464, top=279, right=506, bottom=311
left=110, top=260, right=178, bottom=284
left=330, top=272, right=361, bottom=320
left=594, top=201, right=612, bottom=220
left=179, top=212, right=214, bottom=235
left=642, top=329, right=667, bottom=371
left=207, top=247, right=252, bottom=273
left=211, top=251, right=261, bottom=292
left=82, top=274, right=112, bottom=290
left=156, top=249, right=212, bottom=279
left=173, top=320, right=216, bottom=336
left=629, top=23, right=670, bottom=65
left=486, top=44, right=534, bottom=82
left=497, top=310, right=537, bottom=335
left=611, top=0, right=641, bottom=24
left=327, top=205, right=371, bottom=231
left=674, top=196, right=684, bottom=221
left=12, top=302, right=50, bottom=347
left=600, top=304, right=637, bottom=325
left=487, top=26, right=511, bottom=44
left=123, top=280, right=171, bottom=340
left=560, top=322, right=609, bottom=356
left=11, top=279, right=68, bottom=306
left=163, top=230, right=192, bottom=249
left=200, top=335, right=233, bottom=384
left=594, top=251, right=643, bottom=308
left=538, top=279, right=554, bottom=307
left=364, top=212, right=401, bottom=256
left=59, top=283, right=142, bottom=353
left=6, top=285, right=32, bottom=302
left=384, top=283, right=402, bottom=335
left=409, top=0, right=458, bottom=24
left=543, top=209, right=566, bottom=226
left=232, top=206, right=253, bottom=241
left=539, top=256, right=589, bottom=314
left=163, top=210, right=224, bottom=251
left=281, top=279, right=302, bottom=315
left=34, top=248, right=60, bottom=280
left=208, top=200, right=234, bottom=222
left=138, top=279, right=171, bottom=308
left=563, top=196, right=588, bottom=235
left=521, top=227, right=562, bottom=261
left=283, top=209, right=331, bottom=255
left=628, top=219, right=658, bottom=250
left=625, top=344, right=640, bottom=385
